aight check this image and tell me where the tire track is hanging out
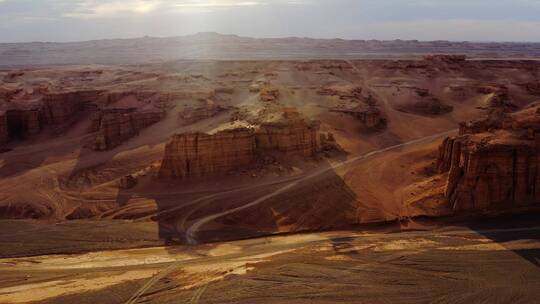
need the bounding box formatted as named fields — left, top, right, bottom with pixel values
left=124, top=130, right=457, bottom=303
left=185, top=130, right=457, bottom=244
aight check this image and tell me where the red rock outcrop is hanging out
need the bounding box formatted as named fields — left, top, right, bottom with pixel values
left=159, top=128, right=256, bottom=179
left=317, top=86, right=363, bottom=101
left=256, top=117, right=321, bottom=157
left=423, top=54, right=467, bottom=63
left=1, top=89, right=164, bottom=143
left=179, top=101, right=226, bottom=125
left=159, top=111, right=321, bottom=179
left=361, top=106, right=387, bottom=129
left=259, top=87, right=280, bottom=102
left=484, top=87, right=517, bottom=112
left=43, top=90, right=104, bottom=124
left=436, top=104, right=540, bottom=211
left=382, top=60, right=429, bottom=70
left=331, top=105, right=387, bottom=131
left=91, top=108, right=165, bottom=150
left=104, top=90, right=160, bottom=105
left=456, top=109, right=512, bottom=136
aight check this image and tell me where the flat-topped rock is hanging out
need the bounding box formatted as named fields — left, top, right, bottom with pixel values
left=159, top=110, right=321, bottom=179
left=437, top=103, right=540, bottom=211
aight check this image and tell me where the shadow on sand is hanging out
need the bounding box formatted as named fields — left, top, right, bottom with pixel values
left=466, top=212, right=540, bottom=268
left=109, top=155, right=359, bottom=251
left=184, top=159, right=359, bottom=244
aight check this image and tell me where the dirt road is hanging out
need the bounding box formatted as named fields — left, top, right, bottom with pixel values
left=2, top=215, right=538, bottom=304
left=185, top=129, right=458, bottom=244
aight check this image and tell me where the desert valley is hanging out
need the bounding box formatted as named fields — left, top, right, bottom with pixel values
left=0, top=34, right=539, bottom=303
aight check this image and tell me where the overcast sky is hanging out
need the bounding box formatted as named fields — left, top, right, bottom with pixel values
left=0, top=0, right=539, bottom=43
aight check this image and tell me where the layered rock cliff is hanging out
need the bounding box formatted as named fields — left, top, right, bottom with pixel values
left=331, top=105, right=387, bottom=131
left=91, top=109, right=165, bottom=150
left=423, top=54, right=467, bottom=63
left=159, top=128, right=256, bottom=179
left=179, top=101, right=226, bottom=125
left=43, top=90, right=104, bottom=124
left=256, top=119, right=321, bottom=157
left=436, top=104, right=540, bottom=211
left=159, top=112, right=321, bottom=179
left=0, top=88, right=171, bottom=145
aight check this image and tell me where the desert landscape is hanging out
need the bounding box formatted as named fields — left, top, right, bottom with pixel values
left=0, top=33, right=539, bottom=303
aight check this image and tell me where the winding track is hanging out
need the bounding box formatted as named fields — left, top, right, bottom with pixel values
left=185, top=129, right=457, bottom=244
left=124, top=130, right=457, bottom=304
left=123, top=223, right=540, bottom=304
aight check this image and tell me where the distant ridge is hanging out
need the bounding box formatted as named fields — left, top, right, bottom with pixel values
left=1, top=32, right=540, bottom=66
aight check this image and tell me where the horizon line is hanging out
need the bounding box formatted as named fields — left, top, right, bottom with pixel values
left=2, top=32, right=540, bottom=45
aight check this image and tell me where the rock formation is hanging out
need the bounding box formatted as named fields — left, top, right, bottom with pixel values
left=436, top=104, right=540, bottom=211
left=179, top=101, right=226, bottom=125
left=43, top=90, right=104, bottom=124
left=317, top=86, right=364, bottom=101
left=382, top=60, right=429, bottom=70
left=0, top=89, right=168, bottom=144
left=323, top=86, right=387, bottom=130
left=159, top=128, right=256, bottom=179
left=456, top=109, right=510, bottom=136
left=360, top=106, right=388, bottom=129
left=259, top=87, right=280, bottom=102
left=256, top=115, right=321, bottom=157
left=483, top=86, right=517, bottom=112
left=331, top=105, right=387, bottom=131
left=159, top=110, right=321, bottom=179
left=423, top=54, right=467, bottom=63
left=91, top=108, right=165, bottom=150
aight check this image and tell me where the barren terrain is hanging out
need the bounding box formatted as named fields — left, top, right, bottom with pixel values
left=1, top=215, right=539, bottom=303
left=1, top=44, right=539, bottom=303
left=2, top=33, right=540, bottom=66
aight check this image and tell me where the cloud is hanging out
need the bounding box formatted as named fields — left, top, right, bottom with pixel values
left=63, top=0, right=162, bottom=18
left=0, top=0, right=538, bottom=42
left=171, top=1, right=261, bottom=8
left=342, top=19, right=540, bottom=42
left=61, top=0, right=306, bottom=18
